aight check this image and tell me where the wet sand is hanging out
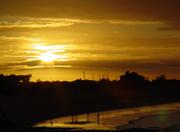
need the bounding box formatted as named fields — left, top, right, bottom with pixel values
left=34, top=102, right=180, bottom=131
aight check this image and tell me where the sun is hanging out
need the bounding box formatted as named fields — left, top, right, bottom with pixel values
left=38, top=52, right=58, bottom=62
left=33, top=44, right=70, bottom=62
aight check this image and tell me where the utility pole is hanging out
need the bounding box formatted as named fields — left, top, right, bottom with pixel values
left=83, top=72, right=86, bottom=80
left=72, top=114, right=74, bottom=124
left=97, top=112, right=100, bottom=125
left=92, top=73, right=94, bottom=80
left=102, top=74, right=105, bottom=79
left=87, top=113, right=90, bottom=122
left=75, top=115, right=78, bottom=123
left=99, top=75, right=101, bottom=81
left=107, top=72, right=109, bottom=80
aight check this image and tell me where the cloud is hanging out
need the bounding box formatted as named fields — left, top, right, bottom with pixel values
left=1, top=58, right=180, bottom=72
left=0, top=16, right=160, bottom=29
left=0, top=17, right=78, bottom=29
left=0, top=60, right=72, bottom=70
left=0, top=36, right=41, bottom=42
left=160, top=21, right=180, bottom=30
left=0, top=0, right=180, bottom=29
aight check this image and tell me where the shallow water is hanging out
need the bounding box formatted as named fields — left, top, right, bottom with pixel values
left=35, top=102, right=180, bottom=130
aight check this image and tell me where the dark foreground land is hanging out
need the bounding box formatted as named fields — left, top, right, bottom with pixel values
left=0, top=126, right=161, bottom=132
left=0, top=72, right=180, bottom=131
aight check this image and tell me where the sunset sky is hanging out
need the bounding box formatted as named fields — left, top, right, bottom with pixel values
left=0, top=0, right=180, bottom=81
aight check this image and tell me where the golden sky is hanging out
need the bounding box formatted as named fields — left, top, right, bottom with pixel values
left=0, top=0, right=180, bottom=81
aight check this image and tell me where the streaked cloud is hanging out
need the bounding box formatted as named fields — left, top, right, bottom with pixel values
left=0, top=59, right=73, bottom=70
left=0, top=35, right=42, bottom=41
left=0, top=16, right=161, bottom=29
left=1, top=59, right=180, bottom=72
left=0, top=17, right=76, bottom=29
left=1, top=0, right=180, bottom=29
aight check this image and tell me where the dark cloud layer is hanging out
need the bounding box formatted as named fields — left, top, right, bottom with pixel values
left=1, top=0, right=180, bottom=29
left=2, top=59, right=180, bottom=71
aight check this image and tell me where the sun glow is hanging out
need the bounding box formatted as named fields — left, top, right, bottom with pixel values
left=38, top=52, right=59, bottom=62
left=33, top=44, right=66, bottom=52
left=33, top=44, right=70, bottom=62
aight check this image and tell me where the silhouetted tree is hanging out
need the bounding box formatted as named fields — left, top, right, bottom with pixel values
left=120, top=71, right=146, bottom=82
left=156, top=74, right=166, bottom=80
